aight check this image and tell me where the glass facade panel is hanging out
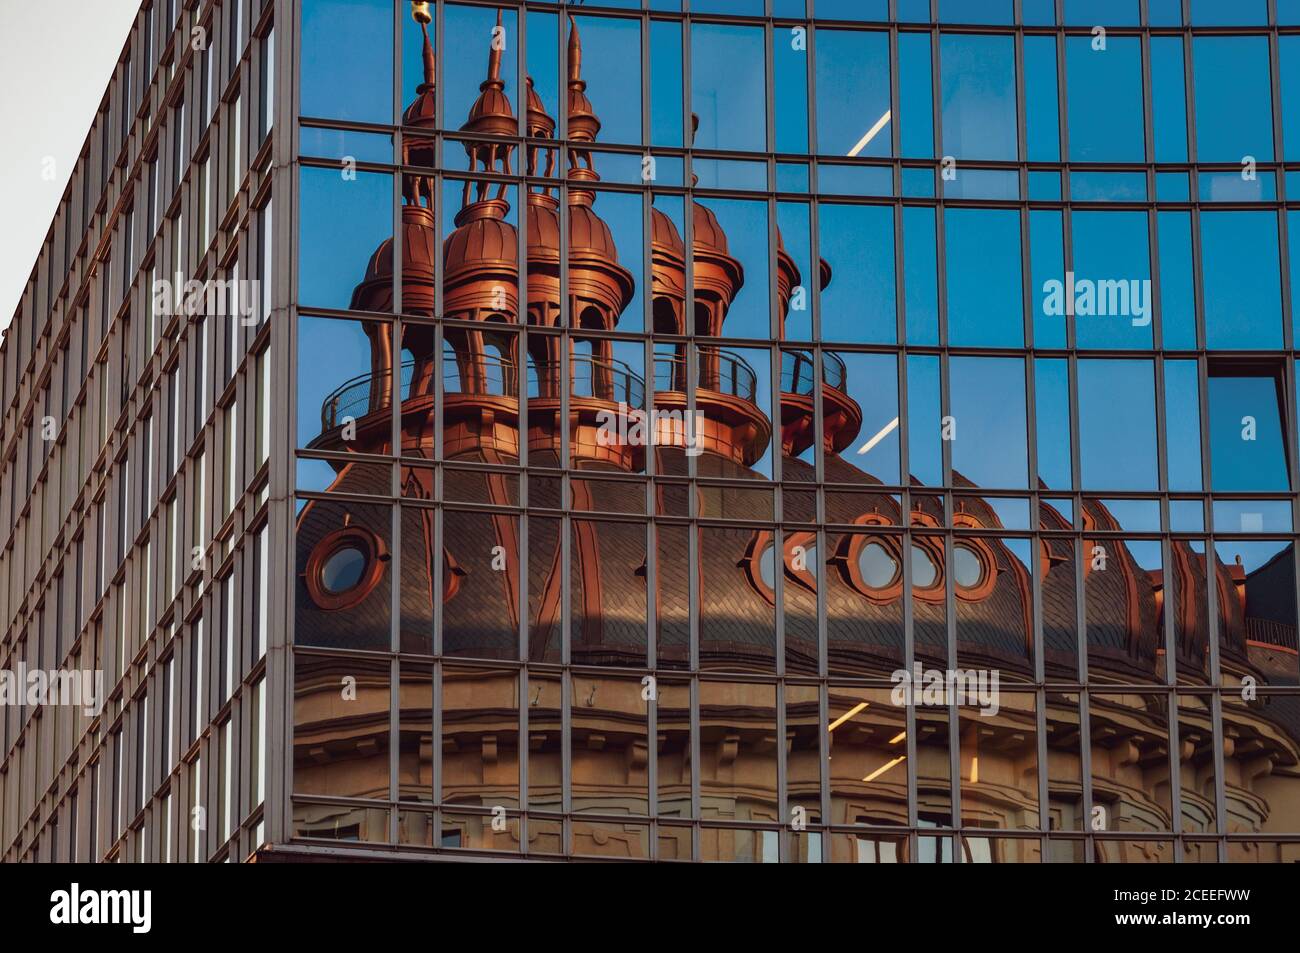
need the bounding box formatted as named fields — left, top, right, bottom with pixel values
left=4, top=0, right=1300, bottom=868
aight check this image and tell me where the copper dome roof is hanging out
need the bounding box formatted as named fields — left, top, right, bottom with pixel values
left=350, top=206, right=439, bottom=312
left=442, top=200, right=519, bottom=287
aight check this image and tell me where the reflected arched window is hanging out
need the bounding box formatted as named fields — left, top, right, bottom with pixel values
left=400, top=346, right=415, bottom=400
left=481, top=332, right=513, bottom=395
left=442, top=339, right=462, bottom=394
left=653, top=297, right=681, bottom=335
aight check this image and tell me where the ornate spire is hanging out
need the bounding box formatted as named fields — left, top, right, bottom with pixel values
left=458, top=9, right=515, bottom=224
left=566, top=16, right=600, bottom=142
left=525, top=76, right=558, bottom=204
left=411, top=2, right=435, bottom=94
left=565, top=16, right=601, bottom=206
left=403, top=3, right=438, bottom=204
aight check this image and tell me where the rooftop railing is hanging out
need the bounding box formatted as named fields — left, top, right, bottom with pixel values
left=318, top=352, right=647, bottom=431
left=781, top=349, right=847, bottom=395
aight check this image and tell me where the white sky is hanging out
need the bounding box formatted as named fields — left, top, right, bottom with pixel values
left=0, top=0, right=141, bottom=334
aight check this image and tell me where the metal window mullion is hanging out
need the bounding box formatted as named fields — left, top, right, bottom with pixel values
left=1011, top=24, right=1052, bottom=864
left=1195, top=345, right=1229, bottom=859
left=911, top=7, right=939, bottom=856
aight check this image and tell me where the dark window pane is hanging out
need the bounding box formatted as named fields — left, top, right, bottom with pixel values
left=1208, top=371, right=1290, bottom=492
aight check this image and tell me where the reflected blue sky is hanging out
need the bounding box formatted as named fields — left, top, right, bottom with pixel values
left=1071, top=211, right=1152, bottom=350
left=816, top=29, right=890, bottom=157
left=1201, top=211, right=1283, bottom=350
left=299, top=167, right=392, bottom=310
left=1194, top=37, right=1274, bottom=162
left=945, top=208, right=1022, bottom=347
left=301, top=0, right=391, bottom=123
left=692, top=23, right=766, bottom=153
left=819, top=203, right=895, bottom=344
left=1067, top=36, right=1145, bottom=162
left=950, top=356, right=1027, bottom=488
left=1078, top=360, right=1158, bottom=491
left=940, top=34, right=1017, bottom=162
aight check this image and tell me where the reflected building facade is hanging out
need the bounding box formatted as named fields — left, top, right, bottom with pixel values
left=4, top=0, right=1300, bottom=864
left=286, top=0, right=1300, bottom=863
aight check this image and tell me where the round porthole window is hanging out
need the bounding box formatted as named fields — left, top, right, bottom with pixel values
left=321, top=546, right=367, bottom=594
left=758, top=542, right=777, bottom=591
left=953, top=544, right=984, bottom=589
left=859, top=541, right=900, bottom=589
left=910, top=544, right=939, bottom=588
left=305, top=527, right=388, bottom=611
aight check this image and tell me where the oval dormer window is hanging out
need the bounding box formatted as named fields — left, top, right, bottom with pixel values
left=952, top=543, right=984, bottom=589
left=859, top=541, right=899, bottom=589
left=322, top=546, right=367, bottom=594
left=305, top=527, right=388, bottom=611
left=910, top=544, right=939, bottom=589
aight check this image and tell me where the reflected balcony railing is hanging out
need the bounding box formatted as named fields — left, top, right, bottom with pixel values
left=529, top=355, right=645, bottom=408
left=653, top=348, right=759, bottom=403
left=320, top=353, right=517, bottom=431
left=781, top=349, right=846, bottom=395
left=319, top=353, right=646, bottom=431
